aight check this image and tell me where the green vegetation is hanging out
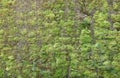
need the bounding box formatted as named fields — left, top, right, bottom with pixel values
left=0, top=0, right=120, bottom=78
